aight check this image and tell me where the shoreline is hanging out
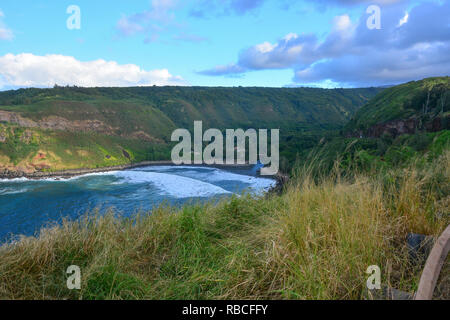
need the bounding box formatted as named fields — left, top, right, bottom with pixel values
left=0, top=161, right=288, bottom=192
left=0, top=161, right=267, bottom=180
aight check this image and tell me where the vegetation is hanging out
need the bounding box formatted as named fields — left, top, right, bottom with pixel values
left=0, top=123, right=172, bottom=172
left=0, top=86, right=381, bottom=130
left=0, top=86, right=382, bottom=173
left=299, top=130, right=450, bottom=176
left=300, top=77, right=450, bottom=175
left=0, top=148, right=448, bottom=299
left=0, top=77, right=448, bottom=299
left=345, top=77, right=449, bottom=132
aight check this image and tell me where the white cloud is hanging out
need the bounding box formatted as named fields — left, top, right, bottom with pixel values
left=200, top=1, right=450, bottom=87
left=283, top=33, right=298, bottom=41
left=398, top=12, right=408, bottom=26
left=0, top=53, right=187, bottom=89
left=294, top=43, right=450, bottom=87
left=255, top=42, right=277, bottom=53
left=333, top=14, right=352, bottom=32
left=0, top=9, right=13, bottom=40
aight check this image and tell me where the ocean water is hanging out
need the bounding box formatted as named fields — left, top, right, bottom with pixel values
left=0, top=166, right=276, bottom=242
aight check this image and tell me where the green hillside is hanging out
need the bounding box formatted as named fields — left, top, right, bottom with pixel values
left=0, top=86, right=382, bottom=174
left=0, top=86, right=382, bottom=129
left=345, top=77, right=449, bottom=133
left=309, top=77, right=450, bottom=174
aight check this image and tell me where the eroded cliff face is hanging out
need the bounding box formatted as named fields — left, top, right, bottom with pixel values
left=365, top=118, right=418, bottom=138
left=0, top=111, right=115, bottom=134
left=0, top=119, right=168, bottom=175
left=0, top=111, right=36, bottom=128
left=346, top=114, right=449, bottom=139
left=128, top=131, right=163, bottom=143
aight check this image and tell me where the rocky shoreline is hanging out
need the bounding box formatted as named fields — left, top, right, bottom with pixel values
left=0, top=161, right=264, bottom=180
left=0, top=161, right=165, bottom=180
left=270, top=172, right=290, bottom=194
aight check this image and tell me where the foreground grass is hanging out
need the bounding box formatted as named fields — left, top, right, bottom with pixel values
left=0, top=153, right=448, bottom=299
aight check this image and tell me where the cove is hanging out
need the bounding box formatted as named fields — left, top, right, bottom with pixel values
left=0, top=165, right=276, bottom=243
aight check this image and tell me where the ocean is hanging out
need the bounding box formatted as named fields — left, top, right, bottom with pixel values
left=0, top=165, right=276, bottom=243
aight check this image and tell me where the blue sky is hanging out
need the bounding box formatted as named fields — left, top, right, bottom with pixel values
left=0, top=0, right=448, bottom=89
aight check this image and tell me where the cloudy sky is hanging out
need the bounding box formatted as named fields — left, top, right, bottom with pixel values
left=0, top=0, right=448, bottom=89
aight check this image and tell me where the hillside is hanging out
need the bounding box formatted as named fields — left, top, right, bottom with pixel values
left=0, top=86, right=381, bottom=174
left=345, top=77, right=449, bottom=136
left=309, top=77, right=450, bottom=173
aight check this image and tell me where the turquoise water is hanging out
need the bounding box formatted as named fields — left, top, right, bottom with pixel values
left=0, top=166, right=275, bottom=243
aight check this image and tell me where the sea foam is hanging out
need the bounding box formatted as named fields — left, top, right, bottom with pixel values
left=142, top=166, right=276, bottom=195
left=112, top=170, right=232, bottom=198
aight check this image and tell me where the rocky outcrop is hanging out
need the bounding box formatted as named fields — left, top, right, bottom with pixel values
left=0, top=111, right=37, bottom=128
left=0, top=111, right=115, bottom=135
left=366, top=118, right=418, bottom=138
left=38, top=116, right=115, bottom=134
left=346, top=114, right=449, bottom=139
left=268, top=172, right=289, bottom=195
left=128, top=131, right=163, bottom=143
left=0, top=111, right=170, bottom=141
left=424, top=116, right=446, bottom=132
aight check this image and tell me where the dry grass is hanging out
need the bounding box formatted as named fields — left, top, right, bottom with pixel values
left=0, top=152, right=448, bottom=300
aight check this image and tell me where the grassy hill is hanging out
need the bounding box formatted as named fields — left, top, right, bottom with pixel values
left=345, top=77, right=449, bottom=133
left=0, top=86, right=382, bottom=174
left=304, top=77, right=450, bottom=174
left=0, top=86, right=382, bottom=129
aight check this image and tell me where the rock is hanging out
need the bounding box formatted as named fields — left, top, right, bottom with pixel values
left=366, top=118, right=418, bottom=138
left=407, top=233, right=435, bottom=266
left=346, top=114, right=449, bottom=139
left=0, top=111, right=115, bottom=135
left=122, top=149, right=131, bottom=160
left=268, top=173, right=289, bottom=195
left=366, top=285, right=413, bottom=300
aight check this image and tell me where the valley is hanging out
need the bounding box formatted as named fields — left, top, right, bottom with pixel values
left=0, top=85, right=382, bottom=174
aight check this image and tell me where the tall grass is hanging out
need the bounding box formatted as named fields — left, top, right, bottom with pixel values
left=0, top=152, right=448, bottom=299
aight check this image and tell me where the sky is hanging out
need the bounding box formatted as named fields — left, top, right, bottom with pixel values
left=0, top=0, right=449, bottom=89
